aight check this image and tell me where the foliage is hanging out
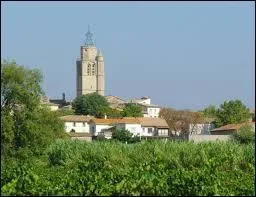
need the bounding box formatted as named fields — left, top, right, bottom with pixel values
left=214, top=99, right=251, bottom=128
left=233, top=124, right=255, bottom=144
left=121, top=103, right=143, bottom=117
left=106, top=108, right=123, bottom=118
left=112, top=129, right=134, bottom=143
left=54, top=108, right=75, bottom=117
left=202, top=104, right=217, bottom=118
left=1, top=61, right=66, bottom=156
left=72, top=93, right=109, bottom=118
left=1, top=140, right=254, bottom=196
left=159, top=108, right=204, bottom=135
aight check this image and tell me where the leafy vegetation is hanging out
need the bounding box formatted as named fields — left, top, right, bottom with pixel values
left=214, top=100, right=251, bottom=127
left=106, top=108, right=123, bottom=118
left=202, top=104, right=217, bottom=118
left=233, top=124, right=255, bottom=144
left=112, top=128, right=141, bottom=143
left=72, top=93, right=109, bottom=118
left=54, top=108, right=75, bottom=117
left=1, top=140, right=255, bottom=196
left=1, top=61, right=66, bottom=156
left=122, top=103, right=143, bottom=117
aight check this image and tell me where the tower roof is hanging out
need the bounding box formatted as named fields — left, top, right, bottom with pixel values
left=98, top=49, right=103, bottom=56
left=85, top=25, right=95, bottom=47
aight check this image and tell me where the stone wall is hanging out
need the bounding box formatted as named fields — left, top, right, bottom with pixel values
left=188, top=134, right=231, bottom=142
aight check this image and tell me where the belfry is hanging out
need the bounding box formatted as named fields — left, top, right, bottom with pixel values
left=76, top=26, right=105, bottom=97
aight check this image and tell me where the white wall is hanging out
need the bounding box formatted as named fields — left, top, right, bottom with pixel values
left=65, top=122, right=90, bottom=133
left=90, top=123, right=112, bottom=136
left=125, top=123, right=142, bottom=136
left=157, top=128, right=169, bottom=136
left=146, top=107, right=160, bottom=118
left=188, top=134, right=231, bottom=142
left=141, top=127, right=155, bottom=136
left=49, top=105, right=59, bottom=111
left=189, top=123, right=214, bottom=135
left=115, top=123, right=142, bottom=136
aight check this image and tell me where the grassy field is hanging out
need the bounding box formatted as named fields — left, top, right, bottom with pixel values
left=1, top=140, right=255, bottom=196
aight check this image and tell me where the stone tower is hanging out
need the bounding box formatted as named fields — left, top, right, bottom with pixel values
left=76, top=27, right=105, bottom=97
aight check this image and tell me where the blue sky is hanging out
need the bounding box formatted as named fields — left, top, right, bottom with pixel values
left=1, top=1, right=255, bottom=110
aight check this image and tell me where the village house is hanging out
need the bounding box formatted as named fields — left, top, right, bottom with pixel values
left=105, top=95, right=127, bottom=110
left=41, top=93, right=72, bottom=111
left=59, top=115, right=93, bottom=133
left=59, top=115, right=94, bottom=141
left=137, top=117, right=169, bottom=136
left=130, top=97, right=161, bottom=118
left=188, top=118, right=215, bottom=135
left=210, top=121, right=255, bottom=135
left=92, top=117, right=169, bottom=139
left=59, top=115, right=170, bottom=140
left=89, top=118, right=141, bottom=136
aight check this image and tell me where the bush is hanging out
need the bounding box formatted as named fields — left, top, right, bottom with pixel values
left=233, top=124, right=255, bottom=144
left=2, top=140, right=254, bottom=196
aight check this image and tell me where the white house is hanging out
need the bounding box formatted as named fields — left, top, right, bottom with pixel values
left=131, top=97, right=151, bottom=105
left=91, top=117, right=169, bottom=139
left=189, top=123, right=215, bottom=135
left=89, top=118, right=142, bottom=136
left=59, top=115, right=93, bottom=133
left=130, top=97, right=161, bottom=118
left=138, top=117, right=169, bottom=136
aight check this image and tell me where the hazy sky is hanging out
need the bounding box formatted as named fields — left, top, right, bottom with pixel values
left=1, top=1, right=255, bottom=110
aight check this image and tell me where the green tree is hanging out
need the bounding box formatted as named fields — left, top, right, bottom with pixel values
left=1, top=60, right=43, bottom=111
left=233, top=124, right=255, bottom=144
left=122, top=103, right=143, bottom=117
left=112, top=128, right=134, bottom=143
left=1, top=61, right=66, bottom=156
left=215, top=100, right=251, bottom=127
left=202, top=105, right=217, bottom=118
left=72, top=93, right=109, bottom=118
left=106, top=108, right=123, bottom=118
left=54, top=108, right=75, bottom=117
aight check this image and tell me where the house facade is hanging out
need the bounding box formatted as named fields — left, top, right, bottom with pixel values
left=188, top=123, right=215, bottom=135
left=89, top=118, right=141, bottom=136
left=59, top=115, right=93, bottom=133
left=210, top=122, right=255, bottom=135
left=130, top=97, right=161, bottom=118
left=138, top=117, right=169, bottom=136
left=59, top=115, right=170, bottom=140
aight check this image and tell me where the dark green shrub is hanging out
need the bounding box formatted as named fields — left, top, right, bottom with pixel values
left=233, top=124, right=255, bottom=144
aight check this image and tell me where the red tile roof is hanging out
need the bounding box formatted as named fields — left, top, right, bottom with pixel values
left=211, top=122, right=255, bottom=132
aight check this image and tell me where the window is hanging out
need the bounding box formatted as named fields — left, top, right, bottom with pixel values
left=92, top=65, right=95, bottom=75
left=148, top=128, right=153, bottom=133
left=83, top=122, right=86, bottom=127
left=158, top=129, right=168, bottom=136
left=73, top=122, right=76, bottom=127
left=87, top=64, right=91, bottom=75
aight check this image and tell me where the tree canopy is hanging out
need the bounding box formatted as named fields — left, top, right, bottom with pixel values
left=72, top=93, right=109, bottom=118
left=112, top=128, right=140, bottom=143
left=121, top=103, right=143, bottom=117
left=159, top=108, right=204, bottom=135
left=1, top=61, right=66, bottom=156
left=214, top=99, right=251, bottom=127
left=202, top=105, right=217, bottom=118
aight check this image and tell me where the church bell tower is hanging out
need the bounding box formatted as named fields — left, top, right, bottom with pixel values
left=76, top=26, right=105, bottom=97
